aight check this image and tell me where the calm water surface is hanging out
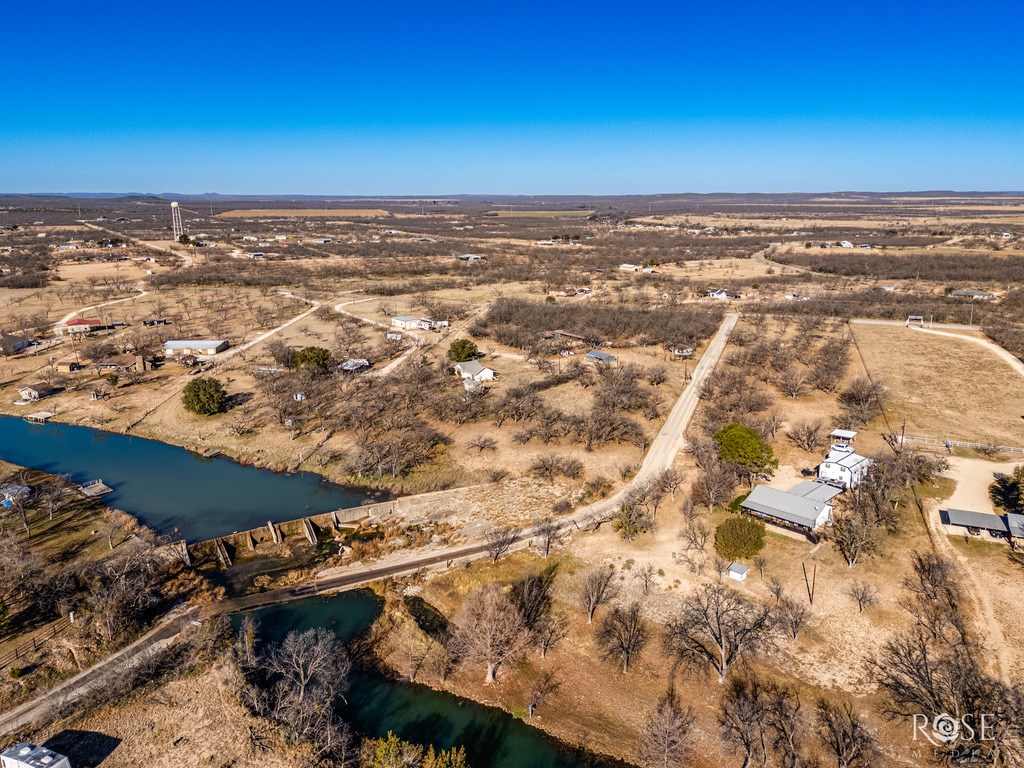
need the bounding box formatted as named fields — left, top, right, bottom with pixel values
left=241, top=592, right=618, bottom=768
left=0, top=416, right=365, bottom=540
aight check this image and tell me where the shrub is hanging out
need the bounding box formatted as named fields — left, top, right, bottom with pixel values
left=8, top=667, right=21, bottom=680
left=714, top=516, right=766, bottom=560
left=448, top=339, right=479, bottom=362
left=292, top=346, right=332, bottom=373
left=182, top=377, right=228, bottom=416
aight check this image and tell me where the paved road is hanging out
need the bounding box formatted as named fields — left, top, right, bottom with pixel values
left=0, top=313, right=738, bottom=736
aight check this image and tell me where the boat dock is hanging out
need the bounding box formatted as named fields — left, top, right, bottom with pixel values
left=79, top=480, right=112, bottom=497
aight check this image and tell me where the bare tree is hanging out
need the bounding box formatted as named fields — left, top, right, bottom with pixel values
left=535, top=610, right=569, bottom=659
left=448, top=585, right=529, bottom=683
left=636, top=563, right=656, bottom=595
left=579, top=567, right=619, bottom=624
left=664, top=585, right=775, bottom=683
left=527, top=668, right=561, bottom=718
left=778, top=366, right=808, bottom=399
left=847, top=581, right=879, bottom=613
left=719, top=674, right=769, bottom=768
left=788, top=419, right=827, bottom=452
left=767, top=577, right=786, bottom=604
left=468, top=435, right=498, bottom=452
left=268, top=627, right=351, bottom=705
left=777, top=599, right=810, bottom=640
left=828, top=507, right=878, bottom=568
left=595, top=602, right=649, bottom=673
left=535, top=517, right=559, bottom=556
left=640, top=692, right=694, bottom=768
left=484, top=526, right=522, bottom=563
left=754, top=555, right=767, bottom=578
left=816, top=699, right=880, bottom=768
left=692, top=461, right=736, bottom=513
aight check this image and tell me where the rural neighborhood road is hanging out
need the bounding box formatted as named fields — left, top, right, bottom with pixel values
left=0, top=312, right=738, bottom=736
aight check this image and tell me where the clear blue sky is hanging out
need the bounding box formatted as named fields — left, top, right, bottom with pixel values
left=3, top=0, right=1022, bottom=194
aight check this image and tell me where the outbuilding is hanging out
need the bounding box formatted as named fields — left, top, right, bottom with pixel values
left=586, top=350, right=616, bottom=365
left=728, top=563, right=749, bottom=582
left=17, top=383, right=55, bottom=402
left=391, top=316, right=420, bottom=330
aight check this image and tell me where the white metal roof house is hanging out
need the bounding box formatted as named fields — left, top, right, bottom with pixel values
left=1, top=743, right=72, bottom=768
left=818, top=446, right=871, bottom=489
left=728, top=562, right=748, bottom=581
left=741, top=485, right=834, bottom=531
left=586, top=350, right=616, bottom=365
left=706, top=288, right=730, bottom=300
left=619, top=263, right=641, bottom=272
left=163, top=339, right=229, bottom=357
left=391, top=316, right=420, bottom=330
left=453, top=360, right=496, bottom=382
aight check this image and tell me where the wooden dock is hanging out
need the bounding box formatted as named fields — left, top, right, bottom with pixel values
left=79, top=480, right=112, bottom=497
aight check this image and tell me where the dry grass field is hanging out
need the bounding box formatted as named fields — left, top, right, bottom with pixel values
left=216, top=208, right=392, bottom=219
left=852, top=324, right=1024, bottom=446
left=485, top=210, right=595, bottom=218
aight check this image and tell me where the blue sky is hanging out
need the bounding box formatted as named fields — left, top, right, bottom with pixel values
left=2, top=0, right=1022, bottom=194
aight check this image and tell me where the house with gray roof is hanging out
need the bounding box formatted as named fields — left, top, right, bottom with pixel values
left=453, top=360, right=496, bottom=382
left=741, top=485, right=834, bottom=532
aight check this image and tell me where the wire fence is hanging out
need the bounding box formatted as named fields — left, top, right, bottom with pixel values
left=899, top=434, right=1024, bottom=456
left=0, top=616, right=71, bottom=670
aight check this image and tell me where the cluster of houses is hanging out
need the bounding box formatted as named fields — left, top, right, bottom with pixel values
left=390, top=316, right=450, bottom=332
left=739, top=430, right=872, bottom=536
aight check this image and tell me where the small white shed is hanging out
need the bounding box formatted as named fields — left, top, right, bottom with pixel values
left=728, top=563, right=749, bottom=582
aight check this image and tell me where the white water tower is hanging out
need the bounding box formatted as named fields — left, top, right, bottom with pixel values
left=171, top=201, right=184, bottom=240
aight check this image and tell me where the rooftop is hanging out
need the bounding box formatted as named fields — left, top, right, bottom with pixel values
left=789, top=480, right=844, bottom=504
left=944, top=508, right=1009, bottom=532
left=0, top=743, right=71, bottom=768
left=741, top=485, right=831, bottom=530
left=164, top=340, right=227, bottom=348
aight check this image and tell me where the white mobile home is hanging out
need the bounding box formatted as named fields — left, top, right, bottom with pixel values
left=163, top=339, right=229, bottom=358
left=1, top=743, right=72, bottom=768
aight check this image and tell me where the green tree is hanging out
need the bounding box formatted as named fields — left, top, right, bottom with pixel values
left=447, top=339, right=479, bottom=362
left=714, top=423, right=778, bottom=487
left=292, top=346, right=332, bottom=373
left=181, top=376, right=228, bottom=415
left=177, top=234, right=190, bottom=245
left=424, top=745, right=469, bottom=768
left=714, top=516, right=766, bottom=560
left=372, top=732, right=423, bottom=768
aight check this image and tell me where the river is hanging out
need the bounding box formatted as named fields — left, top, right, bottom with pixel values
left=0, top=416, right=367, bottom=540
left=240, top=591, right=620, bottom=768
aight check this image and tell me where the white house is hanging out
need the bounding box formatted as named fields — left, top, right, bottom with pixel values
left=839, top=240, right=854, bottom=248
left=456, top=253, right=483, bottom=261
left=17, top=383, right=55, bottom=402
left=391, top=316, right=420, bottom=330
left=163, top=339, right=229, bottom=357
left=728, top=563, right=748, bottom=582
left=706, top=288, right=730, bottom=300
left=1, top=743, right=72, bottom=768
left=619, top=263, right=642, bottom=272
left=453, top=360, right=496, bottom=382
left=817, top=430, right=872, bottom=488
